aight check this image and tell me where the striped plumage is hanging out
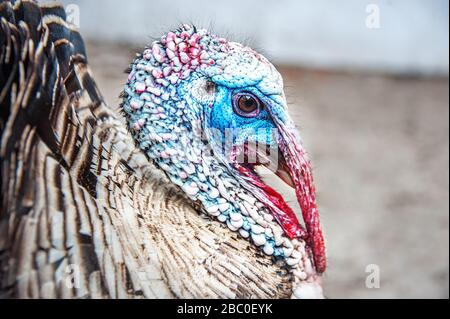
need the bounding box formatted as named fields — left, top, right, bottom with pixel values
left=0, top=0, right=324, bottom=299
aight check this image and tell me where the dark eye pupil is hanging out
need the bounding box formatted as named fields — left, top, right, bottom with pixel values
left=233, top=92, right=261, bottom=118
left=244, top=98, right=254, bottom=107
left=239, top=96, right=257, bottom=112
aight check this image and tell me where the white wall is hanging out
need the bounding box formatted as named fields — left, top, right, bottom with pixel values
left=60, top=0, right=449, bottom=75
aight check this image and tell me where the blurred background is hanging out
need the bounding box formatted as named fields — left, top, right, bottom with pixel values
left=59, top=0, right=449, bottom=298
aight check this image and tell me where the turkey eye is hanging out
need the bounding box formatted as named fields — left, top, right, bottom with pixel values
left=233, top=93, right=261, bottom=117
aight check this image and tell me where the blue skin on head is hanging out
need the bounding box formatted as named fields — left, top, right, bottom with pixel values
left=209, top=86, right=278, bottom=147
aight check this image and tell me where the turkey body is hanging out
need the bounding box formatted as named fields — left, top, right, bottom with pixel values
left=0, top=0, right=304, bottom=299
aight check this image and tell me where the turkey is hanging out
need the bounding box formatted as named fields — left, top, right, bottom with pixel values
left=0, top=0, right=326, bottom=299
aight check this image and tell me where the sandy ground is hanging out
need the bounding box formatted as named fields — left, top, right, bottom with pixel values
left=86, top=42, right=449, bottom=299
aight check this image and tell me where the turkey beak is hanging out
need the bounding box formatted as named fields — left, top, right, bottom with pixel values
left=273, top=149, right=295, bottom=188
left=274, top=120, right=327, bottom=274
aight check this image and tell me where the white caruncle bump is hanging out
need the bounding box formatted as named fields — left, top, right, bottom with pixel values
left=179, top=171, right=188, bottom=180
left=172, top=56, right=181, bottom=67
left=216, top=178, right=230, bottom=200
left=180, top=52, right=190, bottom=64
left=283, top=238, right=294, bottom=249
left=161, top=93, right=170, bottom=102
left=152, top=43, right=166, bottom=63
left=243, top=201, right=259, bottom=221
left=230, top=218, right=244, bottom=229
left=190, top=47, right=200, bottom=57
left=143, top=49, right=152, bottom=60
left=202, top=161, right=211, bottom=177
left=239, top=229, right=250, bottom=239
left=174, top=36, right=182, bottom=45
left=172, top=65, right=182, bottom=73
left=250, top=224, right=264, bottom=235
left=160, top=150, right=170, bottom=159
left=222, top=178, right=235, bottom=189
left=158, top=78, right=170, bottom=87
left=263, top=213, right=274, bottom=222
left=145, top=76, right=154, bottom=87
left=152, top=68, right=163, bottom=79
left=161, top=133, right=174, bottom=141
left=229, top=212, right=242, bottom=222
left=149, top=133, right=163, bottom=143
left=163, top=66, right=172, bottom=77
left=217, top=214, right=227, bottom=223
left=209, top=210, right=221, bottom=218
left=178, top=42, right=187, bottom=52
left=198, top=173, right=207, bottom=182
left=183, top=182, right=199, bottom=197
left=133, top=119, right=145, bottom=131
left=251, top=233, right=266, bottom=247
left=159, top=163, right=171, bottom=172
left=166, top=49, right=176, bottom=60
left=148, top=107, right=159, bottom=115
left=226, top=220, right=239, bottom=232
left=237, top=203, right=249, bottom=216
left=297, top=247, right=307, bottom=261
left=181, top=69, right=191, bottom=79
left=272, top=227, right=284, bottom=246
left=153, top=97, right=163, bottom=106
left=283, top=247, right=294, bottom=258
left=182, top=163, right=196, bottom=175
left=140, top=92, right=152, bottom=101
left=200, top=51, right=210, bottom=61
left=250, top=210, right=259, bottom=228
left=147, top=86, right=162, bottom=96
left=144, top=64, right=154, bottom=74
left=255, top=217, right=268, bottom=228
left=263, top=244, right=274, bottom=256
left=291, top=249, right=302, bottom=260
left=135, top=63, right=146, bottom=71
left=286, top=257, right=301, bottom=267
left=218, top=203, right=230, bottom=212
left=167, top=41, right=176, bottom=52
left=135, top=82, right=146, bottom=93
left=130, top=99, right=143, bottom=110
left=154, top=52, right=165, bottom=63
left=291, top=239, right=301, bottom=247
left=168, top=74, right=179, bottom=85
left=237, top=192, right=256, bottom=205
left=206, top=204, right=219, bottom=215
left=208, top=187, right=220, bottom=199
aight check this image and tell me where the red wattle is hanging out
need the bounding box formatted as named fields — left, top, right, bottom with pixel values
left=236, top=165, right=305, bottom=239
